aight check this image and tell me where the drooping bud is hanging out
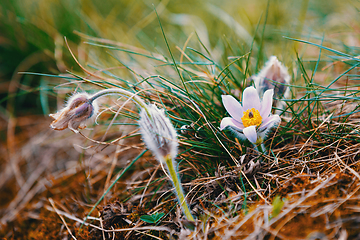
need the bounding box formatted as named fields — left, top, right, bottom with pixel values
left=49, top=93, right=98, bottom=133
left=49, top=88, right=149, bottom=133
left=138, top=104, right=178, bottom=162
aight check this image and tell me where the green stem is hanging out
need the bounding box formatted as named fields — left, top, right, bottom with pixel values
left=164, top=156, right=195, bottom=222
left=258, top=143, right=267, bottom=155
left=89, top=88, right=149, bottom=115
left=253, top=141, right=267, bottom=155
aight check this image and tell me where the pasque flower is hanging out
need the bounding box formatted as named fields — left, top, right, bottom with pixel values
left=252, top=56, right=290, bottom=112
left=139, top=104, right=178, bottom=162
left=220, top=86, right=280, bottom=145
left=50, top=88, right=194, bottom=221
left=50, top=88, right=148, bottom=133
left=139, top=104, right=195, bottom=222
left=49, top=93, right=98, bottom=133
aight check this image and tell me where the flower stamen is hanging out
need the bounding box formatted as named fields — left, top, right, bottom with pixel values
left=241, top=108, right=262, bottom=128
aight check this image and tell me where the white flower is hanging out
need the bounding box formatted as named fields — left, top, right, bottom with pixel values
left=220, top=86, right=280, bottom=144
left=49, top=93, right=98, bottom=133
left=138, top=104, right=178, bottom=162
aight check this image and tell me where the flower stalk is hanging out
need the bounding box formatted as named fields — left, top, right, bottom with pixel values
left=253, top=142, right=267, bottom=155
left=139, top=104, right=195, bottom=222
left=89, top=88, right=148, bottom=110
left=163, top=155, right=195, bottom=222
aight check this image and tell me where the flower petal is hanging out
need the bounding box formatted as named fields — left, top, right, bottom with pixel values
left=242, top=87, right=261, bottom=111
left=222, top=95, right=243, bottom=121
left=50, top=110, right=71, bottom=130
left=49, top=111, right=63, bottom=120
left=68, top=119, right=80, bottom=133
left=259, top=115, right=280, bottom=131
left=260, top=89, right=274, bottom=117
left=243, top=125, right=258, bottom=143
left=220, top=117, right=244, bottom=130
left=229, top=128, right=247, bottom=141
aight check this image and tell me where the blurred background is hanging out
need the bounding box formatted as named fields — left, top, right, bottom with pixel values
left=1, top=0, right=358, bottom=121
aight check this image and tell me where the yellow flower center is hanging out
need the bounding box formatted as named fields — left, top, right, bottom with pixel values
left=241, top=108, right=262, bottom=128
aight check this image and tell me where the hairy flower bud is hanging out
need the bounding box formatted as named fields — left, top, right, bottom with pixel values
left=49, top=93, right=98, bottom=133
left=252, top=56, right=290, bottom=112
left=138, top=104, right=178, bottom=162
left=139, top=104, right=194, bottom=221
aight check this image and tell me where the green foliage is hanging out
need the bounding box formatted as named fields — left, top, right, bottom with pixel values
left=271, top=195, right=286, bottom=218
left=140, top=212, right=165, bottom=224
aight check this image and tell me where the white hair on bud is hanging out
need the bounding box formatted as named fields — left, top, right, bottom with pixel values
left=138, top=104, right=179, bottom=162
left=252, top=56, right=291, bottom=113
left=49, top=92, right=99, bottom=133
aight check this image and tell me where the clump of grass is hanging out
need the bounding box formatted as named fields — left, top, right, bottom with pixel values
left=39, top=27, right=360, bottom=239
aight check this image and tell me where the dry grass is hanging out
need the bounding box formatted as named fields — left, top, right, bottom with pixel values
left=1, top=82, right=360, bottom=239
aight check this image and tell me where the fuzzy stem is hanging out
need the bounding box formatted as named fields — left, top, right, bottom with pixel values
left=253, top=142, right=267, bottom=155
left=260, top=143, right=267, bottom=154
left=163, top=155, right=195, bottom=222
left=89, top=88, right=149, bottom=115
left=253, top=144, right=260, bottom=153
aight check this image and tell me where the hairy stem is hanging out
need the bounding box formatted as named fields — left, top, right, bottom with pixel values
left=253, top=142, right=267, bottom=156
left=89, top=88, right=149, bottom=114
left=163, top=155, right=195, bottom=222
